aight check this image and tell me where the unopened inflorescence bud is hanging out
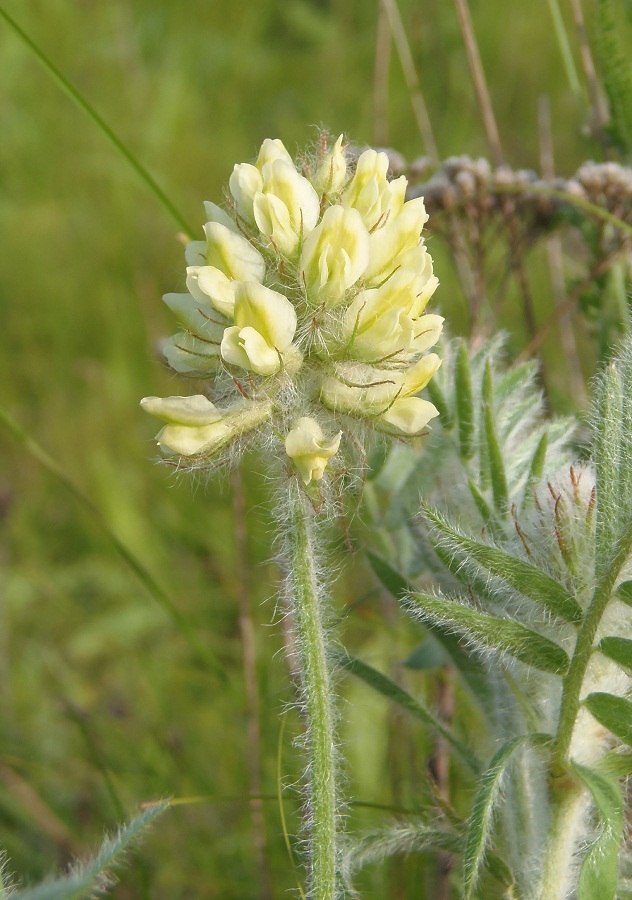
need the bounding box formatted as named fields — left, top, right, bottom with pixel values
left=142, top=136, right=443, bottom=485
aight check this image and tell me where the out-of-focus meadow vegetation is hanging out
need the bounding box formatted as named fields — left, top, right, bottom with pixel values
left=0, top=0, right=626, bottom=896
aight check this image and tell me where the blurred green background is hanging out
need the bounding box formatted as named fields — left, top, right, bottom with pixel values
left=0, top=0, right=616, bottom=896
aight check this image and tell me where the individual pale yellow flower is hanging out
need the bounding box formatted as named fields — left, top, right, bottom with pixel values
left=300, top=205, right=370, bottom=306
left=253, top=161, right=320, bottom=256
left=320, top=354, right=441, bottom=432
left=220, top=282, right=299, bottom=375
left=140, top=395, right=229, bottom=456
left=141, top=395, right=273, bottom=456
left=342, top=262, right=442, bottom=361
left=185, top=221, right=266, bottom=284
left=285, top=417, right=342, bottom=484
left=364, top=199, right=429, bottom=285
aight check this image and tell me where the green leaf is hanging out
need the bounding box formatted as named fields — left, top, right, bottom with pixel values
left=584, top=693, right=632, bottom=746
left=366, top=551, right=492, bottom=705
left=407, top=593, right=570, bottom=675
left=422, top=508, right=583, bottom=624
left=483, top=400, right=509, bottom=513
left=343, top=819, right=462, bottom=879
left=597, top=636, right=632, bottom=672
left=339, top=652, right=479, bottom=772
left=455, top=341, right=476, bottom=461
left=425, top=376, right=453, bottom=430
left=14, top=802, right=168, bottom=899
left=463, top=734, right=549, bottom=898
left=595, top=750, right=632, bottom=779
left=529, top=432, right=548, bottom=481
left=616, top=580, right=632, bottom=607
left=467, top=480, right=506, bottom=540
left=573, top=763, right=623, bottom=900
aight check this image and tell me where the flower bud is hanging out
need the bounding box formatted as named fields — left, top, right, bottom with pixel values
left=285, top=417, right=342, bottom=484
left=342, top=148, right=407, bottom=231
left=312, top=135, right=348, bottom=196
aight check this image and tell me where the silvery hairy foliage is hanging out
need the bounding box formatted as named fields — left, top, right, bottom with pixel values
left=347, top=336, right=632, bottom=899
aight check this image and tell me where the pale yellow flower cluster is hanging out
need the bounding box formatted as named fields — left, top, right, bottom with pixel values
left=142, top=137, right=443, bottom=484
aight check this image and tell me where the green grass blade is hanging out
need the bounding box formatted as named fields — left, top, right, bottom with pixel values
left=0, top=6, right=194, bottom=235
left=573, top=763, right=623, bottom=900
left=14, top=802, right=168, bottom=900
left=407, top=593, right=570, bottom=675
left=584, top=693, right=632, bottom=746
left=546, top=0, right=583, bottom=102
left=596, top=0, right=632, bottom=153
left=339, top=652, right=480, bottom=771
left=422, top=507, right=583, bottom=624
left=0, top=404, right=223, bottom=676
left=597, top=636, right=632, bottom=673
left=463, top=734, right=548, bottom=898
left=365, top=551, right=492, bottom=706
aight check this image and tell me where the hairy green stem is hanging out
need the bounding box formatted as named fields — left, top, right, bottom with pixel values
left=539, top=774, right=587, bottom=900
left=554, top=519, right=632, bottom=766
left=285, top=486, right=338, bottom=900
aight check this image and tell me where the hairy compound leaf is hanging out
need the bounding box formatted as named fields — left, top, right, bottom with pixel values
left=593, top=362, right=624, bottom=577
left=573, top=763, right=623, bottom=900
left=482, top=362, right=509, bottom=514
left=422, top=508, right=583, bottom=624
left=343, top=819, right=462, bottom=881
left=463, top=734, right=549, bottom=898
left=467, top=480, right=506, bottom=539
left=14, top=802, right=168, bottom=899
left=597, top=636, right=632, bottom=673
left=339, top=652, right=479, bottom=772
left=366, top=551, right=492, bottom=706
left=406, top=593, right=570, bottom=675
left=455, top=341, right=475, bottom=461
left=584, top=693, right=632, bottom=746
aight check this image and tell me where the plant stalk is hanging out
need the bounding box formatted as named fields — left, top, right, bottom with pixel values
left=554, top=519, right=632, bottom=766
left=284, top=485, right=338, bottom=900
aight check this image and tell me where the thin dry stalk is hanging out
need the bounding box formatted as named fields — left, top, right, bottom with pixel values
left=453, top=0, right=503, bottom=167
left=538, top=94, right=585, bottom=400
left=517, top=241, right=632, bottom=362
left=380, top=0, right=439, bottom=160
left=568, top=0, right=610, bottom=136
left=231, top=468, right=273, bottom=900
left=373, top=0, right=392, bottom=147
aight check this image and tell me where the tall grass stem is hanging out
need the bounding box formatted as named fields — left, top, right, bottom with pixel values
left=0, top=6, right=195, bottom=235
